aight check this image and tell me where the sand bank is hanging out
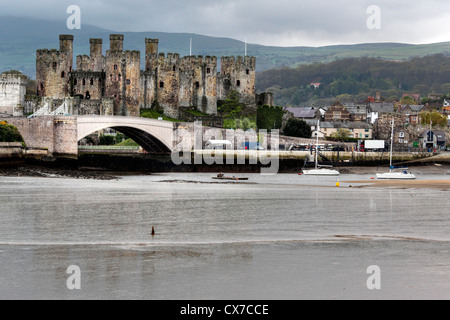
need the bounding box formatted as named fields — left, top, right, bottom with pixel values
left=344, top=179, right=450, bottom=190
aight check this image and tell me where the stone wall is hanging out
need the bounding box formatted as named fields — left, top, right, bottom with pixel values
left=173, top=121, right=350, bottom=151
left=6, top=116, right=78, bottom=156
left=0, top=73, right=28, bottom=116
left=70, top=71, right=105, bottom=100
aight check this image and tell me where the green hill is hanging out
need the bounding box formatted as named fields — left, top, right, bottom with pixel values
left=256, top=54, right=450, bottom=106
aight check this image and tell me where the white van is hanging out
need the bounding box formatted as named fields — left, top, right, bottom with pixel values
left=205, top=140, right=233, bottom=150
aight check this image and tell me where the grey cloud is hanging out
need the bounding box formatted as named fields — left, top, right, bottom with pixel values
left=1, top=0, right=450, bottom=46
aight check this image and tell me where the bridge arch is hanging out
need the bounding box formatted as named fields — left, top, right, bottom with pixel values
left=77, top=116, right=174, bottom=154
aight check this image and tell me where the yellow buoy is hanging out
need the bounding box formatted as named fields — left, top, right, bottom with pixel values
left=336, top=180, right=340, bottom=187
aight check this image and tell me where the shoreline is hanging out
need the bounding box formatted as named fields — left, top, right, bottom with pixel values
left=344, top=179, right=450, bottom=190
left=1, top=163, right=450, bottom=181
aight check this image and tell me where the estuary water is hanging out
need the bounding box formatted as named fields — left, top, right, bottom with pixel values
left=0, top=172, right=449, bottom=300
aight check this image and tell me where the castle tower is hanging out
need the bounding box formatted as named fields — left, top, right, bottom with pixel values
left=218, top=55, right=256, bottom=113
left=36, top=35, right=74, bottom=98
left=109, top=34, right=124, bottom=52
left=105, top=35, right=141, bottom=116
left=89, top=39, right=105, bottom=72
left=123, top=50, right=141, bottom=117
left=145, top=38, right=159, bottom=72
left=203, top=56, right=218, bottom=115
left=179, top=55, right=218, bottom=115
left=59, top=34, right=74, bottom=70
left=145, top=39, right=159, bottom=55
left=0, top=72, right=28, bottom=116
left=155, top=53, right=180, bottom=119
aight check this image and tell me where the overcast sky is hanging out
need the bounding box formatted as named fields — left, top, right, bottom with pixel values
left=2, top=0, right=450, bottom=47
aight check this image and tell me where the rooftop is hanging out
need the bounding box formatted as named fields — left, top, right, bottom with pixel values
left=285, top=107, right=317, bottom=119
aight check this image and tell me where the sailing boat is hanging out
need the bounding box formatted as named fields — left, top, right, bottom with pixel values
left=376, top=119, right=416, bottom=180
left=302, top=121, right=340, bottom=176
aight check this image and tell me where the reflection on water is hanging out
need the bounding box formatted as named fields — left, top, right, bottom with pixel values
left=0, top=173, right=449, bottom=299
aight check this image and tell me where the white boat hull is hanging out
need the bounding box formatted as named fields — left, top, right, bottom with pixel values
left=303, top=169, right=340, bottom=176
left=376, top=172, right=416, bottom=180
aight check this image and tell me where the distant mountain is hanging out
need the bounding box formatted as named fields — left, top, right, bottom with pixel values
left=2, top=16, right=450, bottom=79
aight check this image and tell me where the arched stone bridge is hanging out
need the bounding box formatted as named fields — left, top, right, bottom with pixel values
left=77, top=116, right=174, bottom=154
left=6, top=115, right=176, bottom=156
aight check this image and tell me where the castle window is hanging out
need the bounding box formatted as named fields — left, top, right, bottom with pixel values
left=114, top=64, right=118, bottom=70
left=246, top=69, right=250, bottom=75
left=160, top=81, right=164, bottom=89
left=126, top=79, right=131, bottom=85
left=118, top=74, right=121, bottom=82
left=173, top=65, right=176, bottom=72
left=85, top=91, right=90, bottom=100
left=195, top=82, right=200, bottom=89
left=207, top=68, right=211, bottom=74
left=98, top=78, right=102, bottom=85
left=236, top=80, right=241, bottom=87
left=74, top=78, right=78, bottom=86
left=110, top=74, right=113, bottom=81
left=90, top=78, right=94, bottom=86
left=61, top=71, right=65, bottom=78
left=82, top=78, right=86, bottom=86
left=52, top=62, right=57, bottom=70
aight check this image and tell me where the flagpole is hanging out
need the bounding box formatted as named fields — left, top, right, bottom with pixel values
left=245, top=38, right=247, bottom=56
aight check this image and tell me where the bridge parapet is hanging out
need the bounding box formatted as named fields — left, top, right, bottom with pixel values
left=4, top=115, right=175, bottom=157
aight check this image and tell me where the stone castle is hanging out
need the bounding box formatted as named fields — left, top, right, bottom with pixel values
left=35, top=34, right=269, bottom=119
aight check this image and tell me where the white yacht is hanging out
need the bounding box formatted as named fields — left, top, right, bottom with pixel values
left=376, top=119, right=416, bottom=180
left=302, top=121, right=340, bottom=176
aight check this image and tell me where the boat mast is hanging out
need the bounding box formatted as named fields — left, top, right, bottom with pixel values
left=315, top=120, right=319, bottom=169
left=389, top=118, right=394, bottom=172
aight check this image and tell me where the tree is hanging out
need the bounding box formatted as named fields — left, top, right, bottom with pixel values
left=330, top=128, right=351, bottom=142
left=235, top=117, right=256, bottom=131
left=99, top=134, right=115, bottom=145
left=0, top=121, right=24, bottom=143
left=419, top=111, right=448, bottom=127
left=256, top=105, right=283, bottom=131
left=400, top=96, right=417, bottom=105
left=283, top=118, right=312, bottom=138
left=218, top=90, right=243, bottom=118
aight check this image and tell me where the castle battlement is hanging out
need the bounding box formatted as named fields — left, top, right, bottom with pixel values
left=124, top=50, right=141, bottom=59
left=90, top=39, right=103, bottom=44
left=36, top=34, right=257, bottom=119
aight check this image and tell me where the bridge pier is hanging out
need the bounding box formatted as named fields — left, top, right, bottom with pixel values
left=6, top=116, right=78, bottom=158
